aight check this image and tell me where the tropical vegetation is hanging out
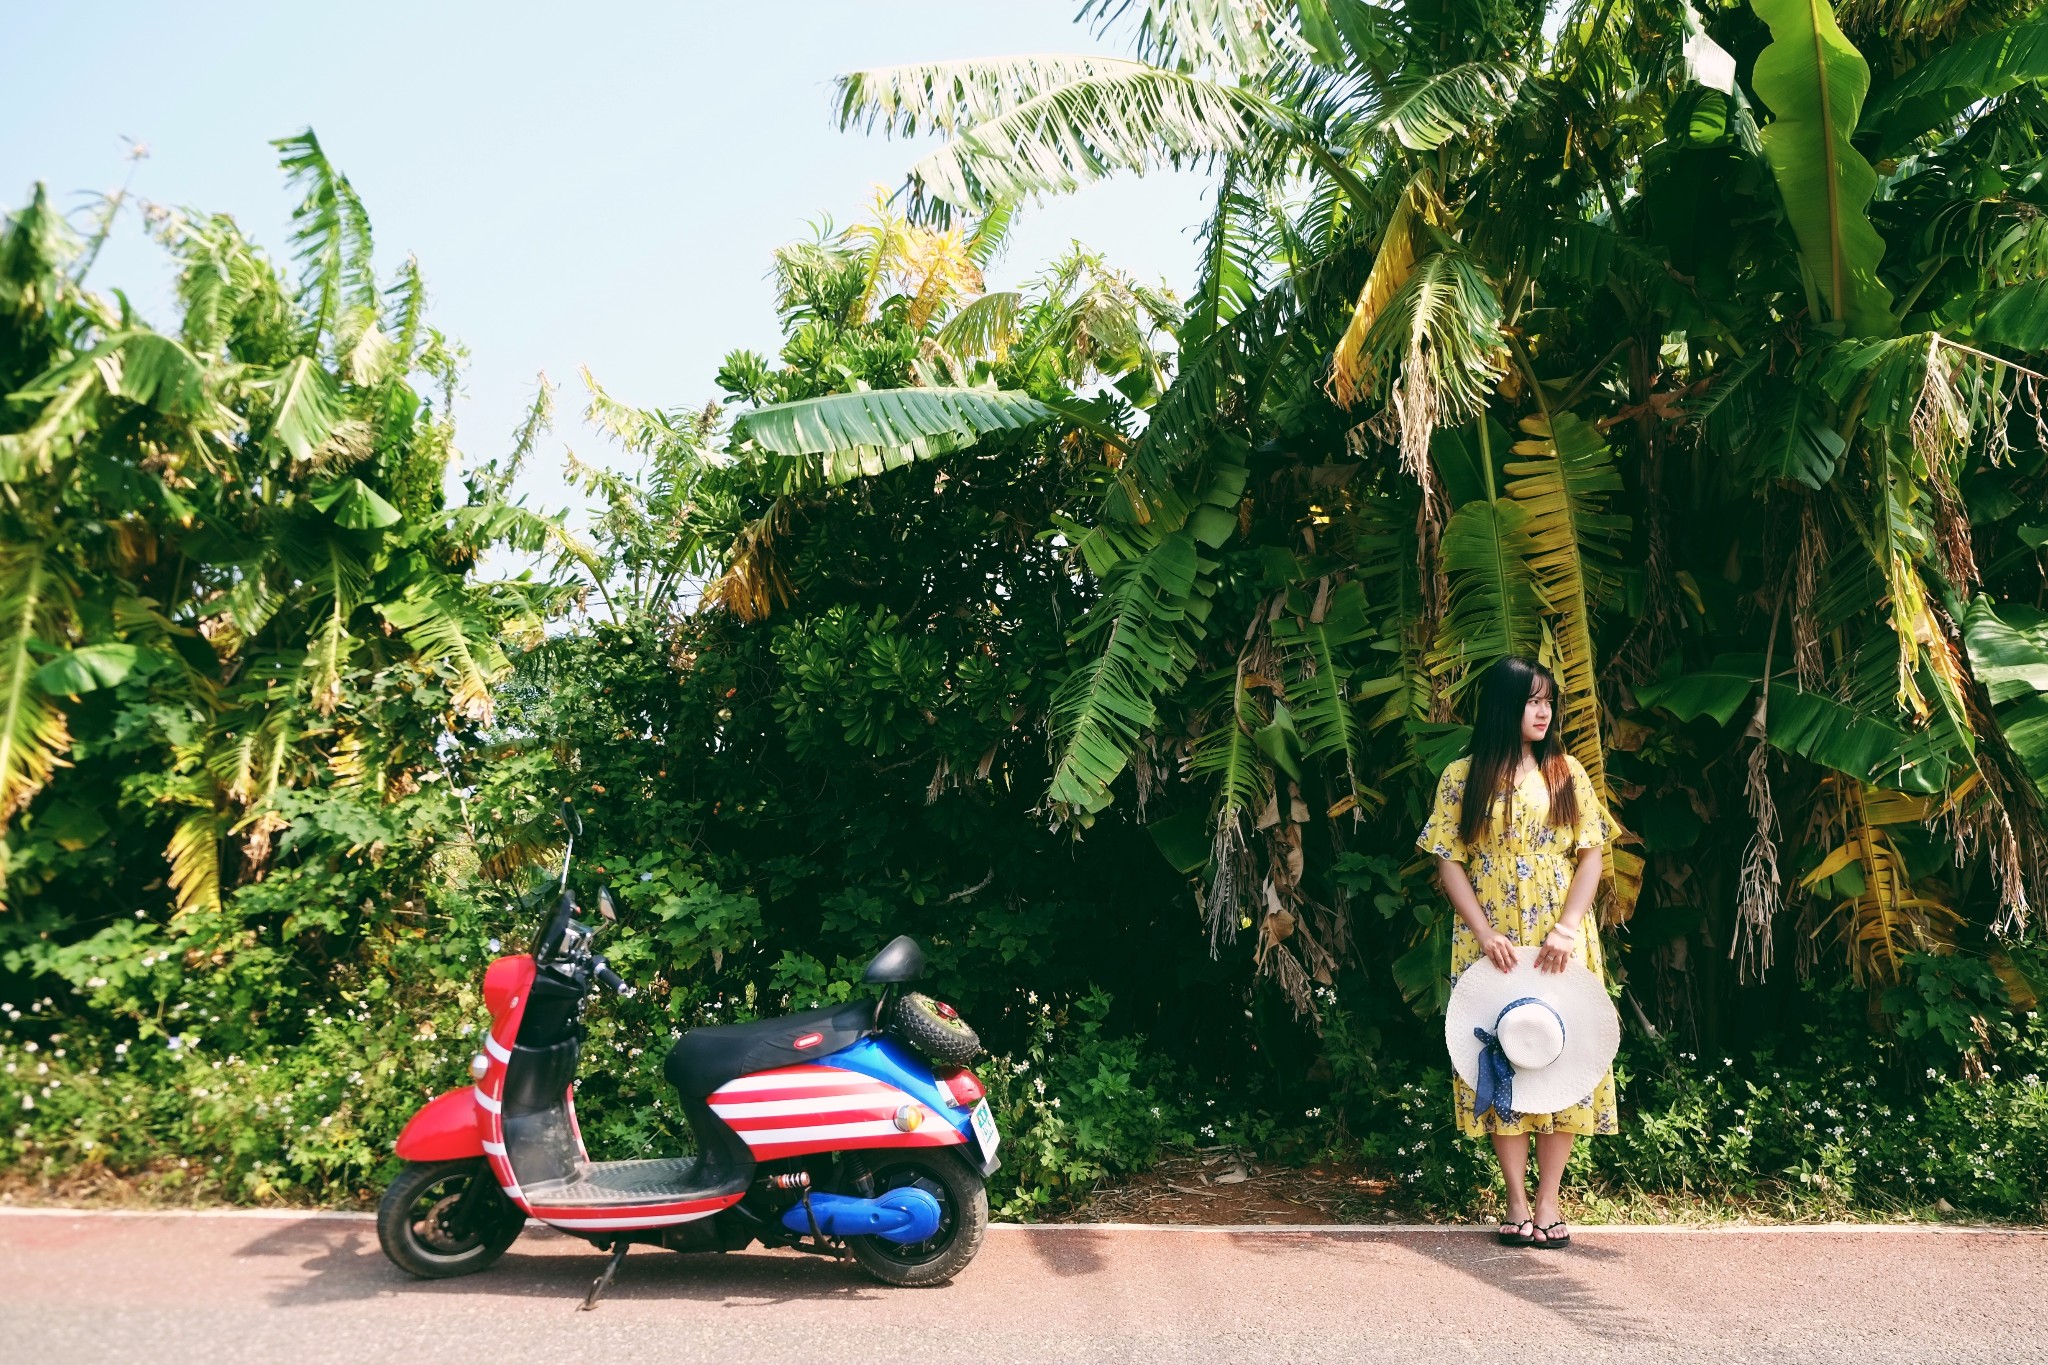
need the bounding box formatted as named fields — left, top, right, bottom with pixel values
left=6, top=0, right=2048, bottom=1221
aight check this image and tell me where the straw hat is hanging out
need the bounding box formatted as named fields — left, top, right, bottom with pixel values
left=1445, top=946, right=1619, bottom=1119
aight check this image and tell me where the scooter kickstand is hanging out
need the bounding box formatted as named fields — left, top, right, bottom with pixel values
left=800, top=1189, right=848, bottom=1261
left=581, top=1240, right=630, bottom=1311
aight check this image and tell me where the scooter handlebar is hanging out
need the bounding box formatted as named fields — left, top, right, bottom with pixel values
left=593, top=960, right=633, bottom=999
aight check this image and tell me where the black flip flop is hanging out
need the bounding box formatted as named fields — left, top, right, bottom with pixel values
left=1496, top=1218, right=1536, bottom=1246
left=1533, top=1220, right=1572, bottom=1249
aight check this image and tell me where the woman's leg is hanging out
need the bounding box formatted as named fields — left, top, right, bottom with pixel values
left=1491, top=1132, right=1532, bottom=1228
left=1532, top=1130, right=1576, bottom=1240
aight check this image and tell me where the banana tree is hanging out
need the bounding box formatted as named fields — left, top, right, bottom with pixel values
left=0, top=133, right=556, bottom=926
left=837, top=0, right=2048, bottom=1033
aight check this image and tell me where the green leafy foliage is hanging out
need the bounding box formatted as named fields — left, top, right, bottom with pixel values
left=12, top=0, right=2048, bottom=1225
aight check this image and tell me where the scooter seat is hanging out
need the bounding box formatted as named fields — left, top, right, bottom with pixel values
left=664, top=999, right=877, bottom=1097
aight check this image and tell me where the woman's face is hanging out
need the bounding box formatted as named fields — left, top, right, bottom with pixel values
left=1522, top=679, right=1554, bottom=745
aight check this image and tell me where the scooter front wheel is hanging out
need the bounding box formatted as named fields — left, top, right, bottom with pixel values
left=838, top=1151, right=988, bottom=1287
left=377, top=1159, right=525, bottom=1279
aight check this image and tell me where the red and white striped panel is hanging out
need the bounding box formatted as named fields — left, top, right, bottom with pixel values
left=524, top=1193, right=738, bottom=1232
left=475, top=1028, right=530, bottom=1212
left=707, top=1064, right=965, bottom=1162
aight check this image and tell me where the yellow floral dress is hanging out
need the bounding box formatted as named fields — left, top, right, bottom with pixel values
left=1416, top=754, right=1620, bottom=1138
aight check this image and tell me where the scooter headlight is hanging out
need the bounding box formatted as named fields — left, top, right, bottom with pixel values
left=470, top=1052, right=490, bottom=1081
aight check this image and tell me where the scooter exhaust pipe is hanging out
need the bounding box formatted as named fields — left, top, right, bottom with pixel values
left=780, top=1188, right=943, bottom=1244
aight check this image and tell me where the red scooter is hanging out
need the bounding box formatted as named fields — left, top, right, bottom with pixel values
left=379, top=808, right=997, bottom=1304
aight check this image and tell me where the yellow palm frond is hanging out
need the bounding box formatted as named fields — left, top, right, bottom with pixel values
left=0, top=544, right=76, bottom=825
left=898, top=226, right=985, bottom=332
left=167, top=810, right=223, bottom=916
left=846, top=188, right=906, bottom=322
left=1328, top=173, right=1438, bottom=409
left=1505, top=412, right=1636, bottom=918
left=708, top=498, right=797, bottom=622
left=1801, top=774, right=1960, bottom=982
left=327, top=727, right=370, bottom=786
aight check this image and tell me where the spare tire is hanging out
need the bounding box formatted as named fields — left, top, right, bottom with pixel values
left=890, top=992, right=981, bottom=1067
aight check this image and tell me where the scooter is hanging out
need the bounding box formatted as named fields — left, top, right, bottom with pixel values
left=378, top=806, right=998, bottom=1304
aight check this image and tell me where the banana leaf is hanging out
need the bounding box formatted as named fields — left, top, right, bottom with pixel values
left=1750, top=0, right=1895, bottom=337
left=737, top=387, right=1059, bottom=484
left=1635, top=654, right=1765, bottom=726
left=1765, top=684, right=1957, bottom=794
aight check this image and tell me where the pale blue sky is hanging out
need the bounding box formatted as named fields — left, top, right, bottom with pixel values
left=1, top=1, right=1213, bottom=524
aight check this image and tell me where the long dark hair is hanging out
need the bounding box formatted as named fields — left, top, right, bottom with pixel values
left=1458, top=656, right=1580, bottom=845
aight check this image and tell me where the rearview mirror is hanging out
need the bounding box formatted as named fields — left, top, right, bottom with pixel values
left=597, top=886, right=618, bottom=922
left=862, top=935, right=926, bottom=984
left=560, top=797, right=583, bottom=838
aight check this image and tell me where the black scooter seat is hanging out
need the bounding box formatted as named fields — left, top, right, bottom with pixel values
left=664, top=999, right=877, bottom=1098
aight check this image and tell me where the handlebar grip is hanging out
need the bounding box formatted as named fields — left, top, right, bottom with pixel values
left=593, top=961, right=633, bottom=998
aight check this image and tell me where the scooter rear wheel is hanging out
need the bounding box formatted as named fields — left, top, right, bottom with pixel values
left=838, top=1151, right=987, bottom=1287
left=377, top=1159, right=525, bottom=1279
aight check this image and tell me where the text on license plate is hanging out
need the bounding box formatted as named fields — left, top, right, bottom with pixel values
left=969, top=1098, right=999, bottom=1161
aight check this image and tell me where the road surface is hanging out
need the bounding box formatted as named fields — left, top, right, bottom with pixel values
left=2, top=1210, right=2041, bottom=1363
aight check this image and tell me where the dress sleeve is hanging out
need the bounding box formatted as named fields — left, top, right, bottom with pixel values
left=1568, top=756, right=1613, bottom=852
left=1416, top=761, right=1469, bottom=864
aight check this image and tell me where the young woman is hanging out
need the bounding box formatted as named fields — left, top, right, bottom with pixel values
left=1416, top=656, right=1617, bottom=1248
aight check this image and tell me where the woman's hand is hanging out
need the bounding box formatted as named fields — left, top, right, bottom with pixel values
left=1479, top=930, right=1518, bottom=973
left=1535, top=924, right=1579, bottom=973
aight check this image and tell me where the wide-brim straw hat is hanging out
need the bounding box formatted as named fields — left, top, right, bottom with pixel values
left=1445, top=946, right=1619, bottom=1117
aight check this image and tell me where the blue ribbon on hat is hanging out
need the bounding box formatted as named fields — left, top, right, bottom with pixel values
left=1472, top=996, right=1566, bottom=1124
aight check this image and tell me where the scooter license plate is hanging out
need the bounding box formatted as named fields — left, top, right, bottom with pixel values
left=970, top=1098, right=1000, bottom=1161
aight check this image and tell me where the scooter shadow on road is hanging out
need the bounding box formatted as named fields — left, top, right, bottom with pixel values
left=1218, top=1230, right=1674, bottom=1348
left=234, top=1221, right=895, bottom=1311
left=1018, top=1226, right=1111, bottom=1278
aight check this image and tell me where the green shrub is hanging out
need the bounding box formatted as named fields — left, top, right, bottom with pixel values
left=980, top=989, right=1189, bottom=1219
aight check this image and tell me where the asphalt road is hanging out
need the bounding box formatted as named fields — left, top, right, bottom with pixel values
left=2, top=1210, right=2043, bottom=1364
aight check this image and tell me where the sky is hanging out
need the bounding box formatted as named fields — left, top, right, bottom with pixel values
left=0, top=0, right=1215, bottom=528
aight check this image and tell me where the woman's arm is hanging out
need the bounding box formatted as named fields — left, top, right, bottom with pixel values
left=1535, top=846, right=1602, bottom=973
left=1436, top=857, right=1518, bottom=973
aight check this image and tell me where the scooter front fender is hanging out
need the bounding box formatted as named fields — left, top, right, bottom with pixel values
left=394, top=1085, right=483, bottom=1161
